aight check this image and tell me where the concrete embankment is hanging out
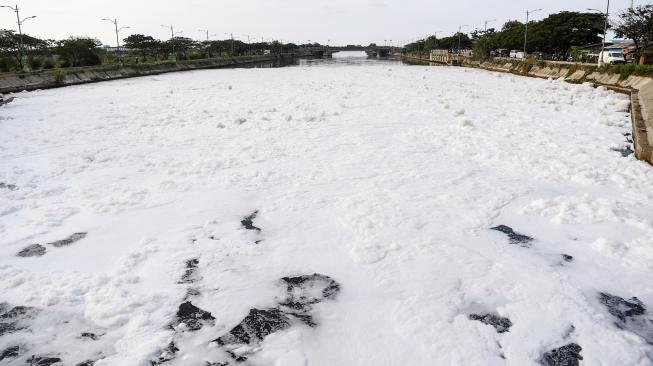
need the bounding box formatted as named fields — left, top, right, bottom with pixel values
left=399, top=54, right=653, bottom=165
left=463, top=59, right=653, bottom=165
left=0, top=54, right=295, bottom=94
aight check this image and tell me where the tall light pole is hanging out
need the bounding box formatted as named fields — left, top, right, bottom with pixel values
left=484, top=19, right=496, bottom=32
left=458, top=25, right=469, bottom=52
left=161, top=25, right=182, bottom=39
left=224, top=33, right=234, bottom=56
left=588, top=3, right=610, bottom=65
left=198, top=29, right=216, bottom=42
left=1, top=4, right=36, bottom=70
left=102, top=18, right=130, bottom=52
left=524, top=9, right=542, bottom=58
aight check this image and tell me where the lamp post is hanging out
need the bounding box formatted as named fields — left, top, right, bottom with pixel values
left=102, top=18, right=130, bottom=53
left=458, top=25, right=469, bottom=52
left=224, top=33, right=234, bottom=56
left=1, top=4, right=36, bottom=70
left=524, top=8, right=542, bottom=58
left=484, top=19, right=496, bottom=32
left=588, top=3, right=610, bottom=66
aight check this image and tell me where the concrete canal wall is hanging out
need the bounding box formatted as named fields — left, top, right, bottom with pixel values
left=0, top=54, right=296, bottom=94
left=462, top=58, right=653, bottom=165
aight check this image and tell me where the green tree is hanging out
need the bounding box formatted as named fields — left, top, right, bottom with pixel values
left=123, top=34, right=162, bottom=58
left=55, top=37, right=102, bottom=67
left=614, top=4, right=653, bottom=63
left=528, top=12, right=604, bottom=56
left=0, top=30, right=49, bottom=70
left=164, top=37, right=196, bottom=59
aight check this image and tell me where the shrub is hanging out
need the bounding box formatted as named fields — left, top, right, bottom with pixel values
left=53, top=68, right=67, bottom=84
left=28, top=57, right=42, bottom=70
left=41, top=58, right=55, bottom=69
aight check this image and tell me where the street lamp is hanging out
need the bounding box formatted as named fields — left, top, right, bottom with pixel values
left=198, top=29, right=216, bottom=42
left=1, top=4, right=36, bottom=70
left=224, top=33, right=235, bottom=56
left=458, top=25, right=469, bottom=51
left=161, top=25, right=182, bottom=39
left=484, top=19, right=497, bottom=32
left=102, top=18, right=130, bottom=51
left=588, top=2, right=611, bottom=65
left=524, top=8, right=542, bottom=58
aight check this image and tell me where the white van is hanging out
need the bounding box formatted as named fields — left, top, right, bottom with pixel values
left=599, top=50, right=625, bottom=65
left=509, top=50, right=519, bottom=58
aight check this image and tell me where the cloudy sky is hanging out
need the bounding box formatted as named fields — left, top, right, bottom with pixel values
left=0, top=0, right=638, bottom=46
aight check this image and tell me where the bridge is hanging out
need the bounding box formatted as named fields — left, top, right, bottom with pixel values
left=301, top=46, right=397, bottom=59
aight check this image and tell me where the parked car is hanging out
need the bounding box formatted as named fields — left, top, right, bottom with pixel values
left=598, top=50, right=626, bottom=65
left=509, top=50, right=519, bottom=58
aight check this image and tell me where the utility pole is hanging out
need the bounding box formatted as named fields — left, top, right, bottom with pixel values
left=484, top=19, right=496, bottom=32
left=458, top=25, right=469, bottom=52
left=601, top=0, right=610, bottom=65
left=524, top=9, right=542, bottom=58
left=161, top=25, right=182, bottom=60
left=224, top=33, right=234, bottom=56
left=102, top=18, right=130, bottom=52
left=1, top=4, right=36, bottom=70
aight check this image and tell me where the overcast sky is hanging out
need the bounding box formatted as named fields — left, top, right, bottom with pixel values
left=0, top=0, right=639, bottom=46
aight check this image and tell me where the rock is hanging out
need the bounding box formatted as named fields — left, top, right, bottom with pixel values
left=279, top=274, right=340, bottom=312
left=175, top=302, right=215, bottom=331
left=599, top=292, right=646, bottom=323
left=179, top=259, right=199, bottom=284
left=469, top=313, right=513, bottom=333
left=49, top=232, right=87, bottom=247
left=28, top=356, right=63, bottom=366
left=539, top=343, right=583, bottom=366
left=491, top=225, right=534, bottom=247
left=17, top=244, right=46, bottom=257
left=241, top=211, right=261, bottom=231
left=0, top=346, right=19, bottom=361
left=214, top=308, right=291, bottom=346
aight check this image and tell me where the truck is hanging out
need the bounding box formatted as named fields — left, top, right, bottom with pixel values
left=598, top=49, right=626, bottom=65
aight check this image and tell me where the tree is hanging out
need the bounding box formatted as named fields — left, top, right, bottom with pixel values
left=614, top=4, right=653, bottom=63
left=528, top=12, right=604, bottom=56
left=163, top=37, right=196, bottom=59
left=55, top=37, right=102, bottom=67
left=123, top=34, right=162, bottom=58
left=0, top=30, right=49, bottom=70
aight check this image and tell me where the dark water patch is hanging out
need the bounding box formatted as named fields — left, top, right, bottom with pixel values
left=279, top=274, right=340, bottom=312
left=27, top=356, right=63, bottom=366
left=469, top=313, right=513, bottom=333
left=150, top=342, right=179, bottom=365
left=599, top=292, right=653, bottom=343
left=611, top=146, right=634, bottom=157
left=562, top=254, right=574, bottom=262
left=179, top=259, right=199, bottom=284
left=0, top=97, right=15, bottom=106
left=214, top=308, right=291, bottom=346
left=174, top=302, right=215, bottom=331
left=0, top=305, right=39, bottom=336
left=0, top=346, right=19, bottom=361
left=539, top=343, right=583, bottom=366
left=17, top=244, right=46, bottom=257
left=241, top=211, right=261, bottom=231
left=49, top=233, right=87, bottom=248
left=491, top=225, right=534, bottom=247
left=599, top=293, right=646, bottom=323
left=75, top=361, right=96, bottom=366
left=80, top=332, right=99, bottom=341
left=0, top=182, right=17, bottom=191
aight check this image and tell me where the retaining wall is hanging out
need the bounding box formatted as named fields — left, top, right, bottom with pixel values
left=463, top=59, right=653, bottom=166
left=0, top=54, right=294, bottom=94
